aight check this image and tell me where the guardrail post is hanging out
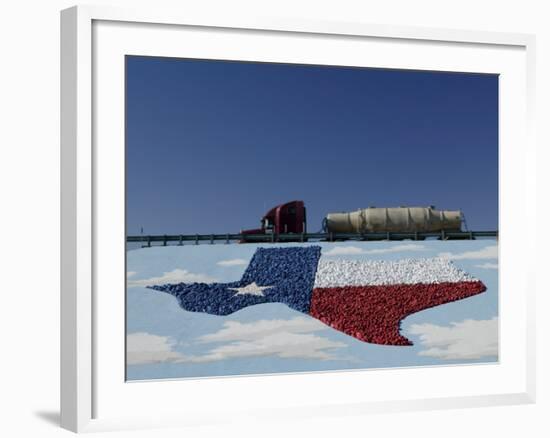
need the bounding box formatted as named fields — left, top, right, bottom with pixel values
left=226, top=234, right=230, bottom=244
left=195, top=234, right=199, bottom=245
left=163, top=235, right=167, bottom=246
left=178, top=235, right=183, bottom=246
left=147, top=236, right=151, bottom=248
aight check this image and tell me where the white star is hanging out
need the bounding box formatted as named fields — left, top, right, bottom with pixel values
left=229, top=282, right=273, bottom=297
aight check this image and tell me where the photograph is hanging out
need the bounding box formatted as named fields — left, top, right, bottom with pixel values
left=124, top=55, right=499, bottom=381
left=1, top=0, right=544, bottom=435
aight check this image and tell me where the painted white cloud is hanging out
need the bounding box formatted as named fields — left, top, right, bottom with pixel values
left=323, top=246, right=365, bottom=256
left=407, top=317, right=498, bottom=360
left=198, top=317, right=327, bottom=343
left=216, top=258, right=249, bottom=267
left=127, top=332, right=186, bottom=365
left=191, top=331, right=346, bottom=362
left=323, top=244, right=425, bottom=256
left=127, top=269, right=218, bottom=287
left=127, top=271, right=136, bottom=278
left=475, top=262, right=498, bottom=270
left=438, top=245, right=498, bottom=260
left=127, top=318, right=347, bottom=365
left=192, top=317, right=346, bottom=361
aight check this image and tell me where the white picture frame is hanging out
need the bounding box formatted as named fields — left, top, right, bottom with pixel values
left=60, top=4, right=536, bottom=433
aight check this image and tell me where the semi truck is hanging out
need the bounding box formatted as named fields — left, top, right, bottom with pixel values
left=241, top=200, right=463, bottom=240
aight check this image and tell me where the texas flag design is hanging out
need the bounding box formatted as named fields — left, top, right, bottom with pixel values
left=148, top=246, right=486, bottom=346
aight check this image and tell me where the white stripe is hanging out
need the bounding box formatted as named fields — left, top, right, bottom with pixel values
left=313, top=258, right=478, bottom=288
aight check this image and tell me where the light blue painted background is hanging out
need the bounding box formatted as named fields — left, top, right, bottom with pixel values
left=126, top=240, right=498, bottom=380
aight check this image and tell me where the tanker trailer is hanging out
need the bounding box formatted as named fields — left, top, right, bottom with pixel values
left=325, top=206, right=463, bottom=234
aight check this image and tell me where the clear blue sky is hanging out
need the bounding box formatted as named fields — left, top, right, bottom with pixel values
left=126, top=56, right=498, bottom=235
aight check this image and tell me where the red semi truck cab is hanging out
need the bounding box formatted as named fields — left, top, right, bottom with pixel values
left=241, top=200, right=306, bottom=239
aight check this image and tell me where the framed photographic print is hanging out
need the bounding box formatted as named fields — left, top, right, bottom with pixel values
left=61, top=4, right=536, bottom=433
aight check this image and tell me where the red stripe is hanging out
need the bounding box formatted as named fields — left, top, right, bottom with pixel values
left=309, top=281, right=486, bottom=346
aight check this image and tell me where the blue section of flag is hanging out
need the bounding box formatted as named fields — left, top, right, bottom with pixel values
left=148, top=246, right=322, bottom=316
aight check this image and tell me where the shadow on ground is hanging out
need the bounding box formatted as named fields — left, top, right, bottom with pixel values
left=34, top=411, right=59, bottom=427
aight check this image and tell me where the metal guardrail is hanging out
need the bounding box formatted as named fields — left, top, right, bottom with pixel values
left=126, top=231, right=498, bottom=247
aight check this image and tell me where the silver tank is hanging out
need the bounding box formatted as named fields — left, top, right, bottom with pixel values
left=325, top=206, right=462, bottom=233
